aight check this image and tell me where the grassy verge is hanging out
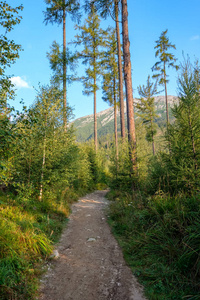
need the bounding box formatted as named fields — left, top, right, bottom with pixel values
left=0, top=186, right=79, bottom=300
left=107, top=190, right=200, bottom=300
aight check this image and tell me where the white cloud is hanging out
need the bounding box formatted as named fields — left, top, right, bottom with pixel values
left=10, top=76, right=32, bottom=89
left=190, top=35, right=200, bottom=41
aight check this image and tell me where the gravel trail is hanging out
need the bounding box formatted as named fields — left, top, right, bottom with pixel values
left=39, top=190, right=146, bottom=300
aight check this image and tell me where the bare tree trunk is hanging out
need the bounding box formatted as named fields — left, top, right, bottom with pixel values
left=94, top=74, right=98, bottom=152
left=164, top=62, right=171, bottom=151
left=152, top=138, right=155, bottom=156
left=150, top=116, right=155, bottom=156
left=115, top=0, right=125, bottom=140
left=28, top=156, right=31, bottom=186
left=114, top=77, right=119, bottom=159
left=63, top=4, right=67, bottom=131
left=188, top=111, right=198, bottom=171
left=39, top=117, right=47, bottom=201
left=164, top=62, right=169, bottom=128
left=121, top=0, right=136, bottom=168
left=152, top=131, right=155, bottom=156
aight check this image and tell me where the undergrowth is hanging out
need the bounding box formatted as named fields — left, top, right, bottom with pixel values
left=107, top=190, right=200, bottom=300
left=0, top=188, right=72, bottom=300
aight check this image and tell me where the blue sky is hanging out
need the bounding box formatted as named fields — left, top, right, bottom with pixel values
left=6, top=0, right=200, bottom=120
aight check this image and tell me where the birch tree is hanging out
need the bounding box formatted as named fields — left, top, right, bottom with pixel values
left=34, top=85, right=63, bottom=200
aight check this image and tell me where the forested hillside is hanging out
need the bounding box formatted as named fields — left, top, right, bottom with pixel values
left=72, top=95, right=177, bottom=142
left=0, top=0, right=199, bottom=299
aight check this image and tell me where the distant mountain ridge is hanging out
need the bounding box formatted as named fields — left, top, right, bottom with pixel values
left=71, top=95, right=178, bottom=142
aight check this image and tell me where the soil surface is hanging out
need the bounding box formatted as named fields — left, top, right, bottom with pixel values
left=39, top=190, right=146, bottom=300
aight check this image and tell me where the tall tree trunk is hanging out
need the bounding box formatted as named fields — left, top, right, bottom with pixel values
left=115, top=0, right=125, bottom=140
left=94, top=74, right=98, bottom=152
left=188, top=111, right=198, bottom=171
left=151, top=129, right=155, bottom=156
left=121, top=0, right=136, bottom=168
left=152, top=136, right=155, bottom=156
left=114, top=77, right=119, bottom=159
left=28, top=156, right=32, bottom=186
left=63, top=3, right=67, bottom=131
left=150, top=116, right=155, bottom=156
left=164, top=62, right=171, bottom=151
left=39, top=116, right=47, bottom=201
left=164, top=62, right=169, bottom=128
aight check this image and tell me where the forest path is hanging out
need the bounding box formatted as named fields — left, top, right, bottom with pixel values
left=39, top=190, right=146, bottom=300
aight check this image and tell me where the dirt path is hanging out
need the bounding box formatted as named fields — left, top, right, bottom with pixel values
left=39, top=191, right=146, bottom=300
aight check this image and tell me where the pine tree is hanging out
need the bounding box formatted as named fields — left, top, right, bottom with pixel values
left=86, top=0, right=126, bottom=140
left=73, top=6, right=107, bottom=151
left=44, top=0, right=80, bottom=131
left=114, top=0, right=125, bottom=140
left=102, top=28, right=119, bottom=158
left=46, top=41, right=76, bottom=91
left=152, top=29, right=179, bottom=131
left=137, top=76, right=159, bottom=156
left=121, top=0, right=137, bottom=171
left=168, top=58, right=200, bottom=190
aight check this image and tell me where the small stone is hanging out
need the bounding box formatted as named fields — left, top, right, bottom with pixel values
left=50, top=249, right=59, bottom=259
left=87, top=238, right=96, bottom=242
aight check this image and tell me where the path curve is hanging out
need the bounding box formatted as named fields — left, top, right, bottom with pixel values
left=39, top=190, right=146, bottom=300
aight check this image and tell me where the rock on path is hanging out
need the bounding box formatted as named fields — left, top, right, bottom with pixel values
left=39, top=190, right=146, bottom=300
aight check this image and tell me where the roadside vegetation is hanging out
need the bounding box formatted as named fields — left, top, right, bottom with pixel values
left=1, top=1, right=200, bottom=299
left=107, top=58, right=200, bottom=299
left=1, top=86, right=107, bottom=298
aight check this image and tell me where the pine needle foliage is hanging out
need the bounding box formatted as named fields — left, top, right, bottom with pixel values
left=147, top=58, right=200, bottom=194
left=137, top=76, right=160, bottom=155
left=44, top=0, right=81, bottom=129
left=47, top=41, right=77, bottom=86
left=102, top=27, right=120, bottom=158
left=44, top=0, right=80, bottom=24
left=73, top=5, right=108, bottom=150
left=73, top=8, right=107, bottom=96
left=152, top=29, right=179, bottom=128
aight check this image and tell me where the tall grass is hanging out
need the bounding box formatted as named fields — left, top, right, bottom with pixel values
left=107, top=191, right=200, bottom=299
left=0, top=189, right=70, bottom=299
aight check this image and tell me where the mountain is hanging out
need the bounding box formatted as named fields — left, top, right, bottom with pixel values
left=71, top=96, right=178, bottom=142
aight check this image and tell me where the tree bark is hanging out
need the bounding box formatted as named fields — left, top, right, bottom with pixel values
left=115, top=0, right=125, bottom=140
left=114, top=77, right=119, bottom=159
left=39, top=116, right=47, bottom=201
left=121, top=0, right=136, bottom=167
left=164, top=62, right=171, bottom=151
left=94, top=72, right=98, bottom=152
left=63, top=3, right=67, bottom=131
left=149, top=113, right=155, bottom=156
left=28, top=156, right=32, bottom=186
left=164, top=62, right=169, bottom=128
left=188, top=111, right=198, bottom=171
